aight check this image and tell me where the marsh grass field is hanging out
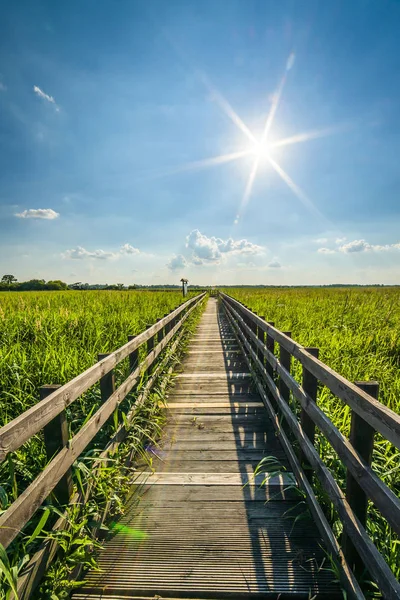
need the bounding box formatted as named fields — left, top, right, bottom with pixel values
left=226, top=286, right=400, bottom=582
left=0, top=287, right=399, bottom=595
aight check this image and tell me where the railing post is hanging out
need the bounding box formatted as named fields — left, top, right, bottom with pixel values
left=266, top=322, right=275, bottom=379
left=41, top=385, right=73, bottom=505
left=163, top=313, right=170, bottom=337
left=279, top=332, right=292, bottom=403
left=343, top=381, right=378, bottom=576
left=98, top=354, right=116, bottom=404
left=257, top=316, right=265, bottom=367
left=127, top=336, right=139, bottom=373
left=147, top=324, right=156, bottom=375
left=299, top=347, right=319, bottom=482
left=252, top=311, right=259, bottom=354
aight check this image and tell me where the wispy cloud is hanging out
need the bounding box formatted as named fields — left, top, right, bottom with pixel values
left=0, top=81, right=6, bottom=92
left=62, top=243, right=142, bottom=260
left=318, top=239, right=400, bottom=254
left=33, top=85, right=59, bottom=111
left=267, top=259, right=281, bottom=268
left=62, top=247, right=116, bottom=260
left=318, top=247, right=336, bottom=254
left=15, top=208, right=60, bottom=220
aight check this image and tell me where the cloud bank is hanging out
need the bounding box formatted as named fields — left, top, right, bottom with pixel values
left=63, top=244, right=141, bottom=260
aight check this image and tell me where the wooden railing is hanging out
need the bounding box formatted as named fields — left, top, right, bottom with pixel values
left=0, top=292, right=206, bottom=596
left=220, top=292, right=400, bottom=600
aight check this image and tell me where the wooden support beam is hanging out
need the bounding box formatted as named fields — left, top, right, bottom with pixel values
left=279, top=332, right=292, bottom=404
left=127, top=336, right=139, bottom=373
left=41, top=385, right=72, bottom=506
left=266, top=322, right=275, bottom=379
left=299, top=348, right=319, bottom=483
left=257, top=315, right=265, bottom=367
left=98, top=354, right=116, bottom=405
left=343, top=381, right=378, bottom=577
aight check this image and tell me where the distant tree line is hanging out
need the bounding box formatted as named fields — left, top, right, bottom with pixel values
left=0, top=275, right=69, bottom=291
left=0, top=275, right=208, bottom=292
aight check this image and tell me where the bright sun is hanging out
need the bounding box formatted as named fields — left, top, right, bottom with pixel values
left=249, top=141, right=272, bottom=161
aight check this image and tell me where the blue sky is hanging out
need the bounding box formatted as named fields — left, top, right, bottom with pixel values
left=1, top=0, right=400, bottom=285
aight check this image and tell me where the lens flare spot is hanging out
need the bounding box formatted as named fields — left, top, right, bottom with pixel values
left=110, top=522, right=148, bottom=540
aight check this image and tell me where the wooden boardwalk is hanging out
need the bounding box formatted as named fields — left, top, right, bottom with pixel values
left=75, top=298, right=340, bottom=599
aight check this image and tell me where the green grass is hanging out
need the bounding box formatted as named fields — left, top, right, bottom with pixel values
left=224, top=286, right=400, bottom=587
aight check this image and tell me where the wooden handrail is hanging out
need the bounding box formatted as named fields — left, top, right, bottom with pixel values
left=0, top=293, right=205, bottom=462
left=220, top=293, right=400, bottom=449
left=0, top=293, right=206, bottom=549
left=221, top=292, right=400, bottom=600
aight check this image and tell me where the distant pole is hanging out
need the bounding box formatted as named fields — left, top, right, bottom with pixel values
left=180, top=278, right=188, bottom=297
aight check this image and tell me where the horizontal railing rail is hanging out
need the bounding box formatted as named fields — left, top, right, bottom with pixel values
left=220, top=292, right=400, bottom=600
left=0, top=292, right=206, bottom=552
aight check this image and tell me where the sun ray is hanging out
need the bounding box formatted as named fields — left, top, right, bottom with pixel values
left=199, top=73, right=257, bottom=144
left=154, top=150, right=251, bottom=178
left=259, top=53, right=294, bottom=145
left=271, top=124, right=348, bottom=149
left=233, top=156, right=261, bottom=226
left=268, top=157, right=325, bottom=220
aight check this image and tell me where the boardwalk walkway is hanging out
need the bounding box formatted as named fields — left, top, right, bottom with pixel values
left=75, top=298, right=340, bottom=599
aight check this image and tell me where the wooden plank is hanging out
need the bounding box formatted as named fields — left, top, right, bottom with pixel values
left=175, top=372, right=251, bottom=379
left=0, top=293, right=205, bottom=461
left=132, top=472, right=295, bottom=486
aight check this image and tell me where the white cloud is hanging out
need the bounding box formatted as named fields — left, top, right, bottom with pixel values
left=317, top=239, right=400, bottom=254
left=185, top=229, right=263, bottom=265
left=62, top=247, right=115, bottom=260
left=314, top=238, right=328, bottom=244
left=15, top=208, right=59, bottom=220
left=33, top=85, right=60, bottom=111
left=120, top=243, right=140, bottom=255
left=33, top=85, right=55, bottom=104
left=267, top=259, right=281, bottom=268
left=335, top=237, right=346, bottom=245
left=339, top=239, right=371, bottom=253
left=318, top=247, right=336, bottom=254
left=167, top=254, right=187, bottom=271
left=62, top=243, right=143, bottom=261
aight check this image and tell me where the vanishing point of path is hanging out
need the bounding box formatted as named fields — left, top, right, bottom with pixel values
left=74, top=298, right=340, bottom=599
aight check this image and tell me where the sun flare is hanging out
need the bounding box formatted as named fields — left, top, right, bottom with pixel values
left=248, top=141, right=272, bottom=161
